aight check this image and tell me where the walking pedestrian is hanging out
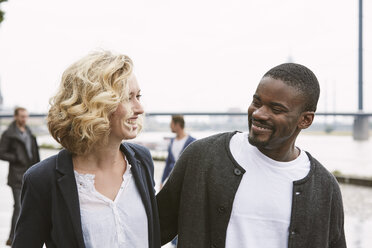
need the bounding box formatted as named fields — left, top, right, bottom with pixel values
left=0, top=107, right=40, bottom=246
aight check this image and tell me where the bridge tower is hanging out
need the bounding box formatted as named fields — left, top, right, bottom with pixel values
left=353, top=0, right=369, bottom=140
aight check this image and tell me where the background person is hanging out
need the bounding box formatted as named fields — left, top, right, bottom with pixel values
left=157, top=63, right=346, bottom=248
left=0, top=107, right=40, bottom=246
left=12, top=51, right=161, bottom=248
left=161, top=115, right=195, bottom=187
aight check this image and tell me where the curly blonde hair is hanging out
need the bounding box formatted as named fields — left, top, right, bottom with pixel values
left=48, top=50, right=141, bottom=155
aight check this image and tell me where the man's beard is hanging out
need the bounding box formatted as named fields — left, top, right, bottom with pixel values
left=247, top=119, right=274, bottom=148
left=248, top=132, right=271, bottom=148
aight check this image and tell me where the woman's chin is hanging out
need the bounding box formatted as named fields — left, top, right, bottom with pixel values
left=123, top=131, right=138, bottom=140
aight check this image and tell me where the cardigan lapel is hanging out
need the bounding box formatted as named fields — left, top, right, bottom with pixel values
left=120, top=144, right=153, bottom=226
left=55, top=149, right=86, bottom=248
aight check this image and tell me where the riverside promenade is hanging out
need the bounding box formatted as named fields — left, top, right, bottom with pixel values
left=1, top=148, right=372, bottom=247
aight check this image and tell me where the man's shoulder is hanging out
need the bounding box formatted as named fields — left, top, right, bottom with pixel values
left=183, top=131, right=236, bottom=155
left=25, top=125, right=36, bottom=137
left=192, top=131, right=235, bottom=145
left=306, top=152, right=339, bottom=186
left=1, top=122, right=17, bottom=136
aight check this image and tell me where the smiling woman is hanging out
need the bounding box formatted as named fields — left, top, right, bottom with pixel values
left=11, top=50, right=161, bottom=248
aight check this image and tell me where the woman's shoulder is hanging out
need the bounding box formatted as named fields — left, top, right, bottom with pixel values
left=123, top=142, right=151, bottom=157
left=24, top=153, right=58, bottom=183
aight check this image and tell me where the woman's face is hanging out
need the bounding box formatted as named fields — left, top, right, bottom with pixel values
left=110, top=74, right=144, bottom=141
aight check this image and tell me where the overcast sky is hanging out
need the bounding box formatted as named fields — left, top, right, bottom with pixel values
left=0, top=0, right=371, bottom=114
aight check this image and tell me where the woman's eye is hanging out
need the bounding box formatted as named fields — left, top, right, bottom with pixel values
left=136, top=94, right=142, bottom=100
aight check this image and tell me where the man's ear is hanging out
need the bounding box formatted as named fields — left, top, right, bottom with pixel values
left=298, top=111, right=315, bottom=130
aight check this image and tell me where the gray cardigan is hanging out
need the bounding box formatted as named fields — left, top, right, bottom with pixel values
left=157, top=131, right=346, bottom=248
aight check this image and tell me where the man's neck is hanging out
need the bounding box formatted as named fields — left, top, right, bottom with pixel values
left=16, top=123, right=26, bottom=132
left=176, top=130, right=187, bottom=140
left=257, top=146, right=300, bottom=162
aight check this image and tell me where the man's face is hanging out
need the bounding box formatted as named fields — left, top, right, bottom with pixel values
left=170, top=121, right=178, bottom=133
left=248, top=77, right=305, bottom=152
left=15, top=110, right=29, bottom=128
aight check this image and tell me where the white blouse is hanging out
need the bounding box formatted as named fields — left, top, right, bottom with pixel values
left=74, top=161, right=149, bottom=248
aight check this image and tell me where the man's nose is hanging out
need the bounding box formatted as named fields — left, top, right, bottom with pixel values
left=252, top=106, right=270, bottom=120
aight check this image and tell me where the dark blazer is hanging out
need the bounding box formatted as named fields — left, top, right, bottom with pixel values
left=13, top=143, right=161, bottom=248
left=0, top=121, right=40, bottom=188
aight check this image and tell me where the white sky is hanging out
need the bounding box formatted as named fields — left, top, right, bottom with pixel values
left=0, top=0, right=371, bottom=113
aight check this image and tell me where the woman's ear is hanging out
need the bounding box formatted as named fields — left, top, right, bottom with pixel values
left=298, top=111, right=315, bottom=130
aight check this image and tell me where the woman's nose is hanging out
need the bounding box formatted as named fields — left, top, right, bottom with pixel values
left=133, top=99, right=144, bottom=115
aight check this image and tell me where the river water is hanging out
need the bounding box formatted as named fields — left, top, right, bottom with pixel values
left=29, top=133, right=372, bottom=247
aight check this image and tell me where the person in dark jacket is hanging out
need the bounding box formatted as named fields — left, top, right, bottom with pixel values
left=0, top=107, right=40, bottom=246
left=157, top=63, right=346, bottom=248
left=12, top=50, right=161, bottom=248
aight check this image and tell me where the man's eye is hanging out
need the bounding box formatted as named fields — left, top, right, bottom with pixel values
left=252, top=100, right=260, bottom=107
left=136, top=94, right=142, bottom=100
left=272, top=108, right=283, bottom=114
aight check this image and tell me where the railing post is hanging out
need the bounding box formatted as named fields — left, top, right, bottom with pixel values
left=353, top=115, right=369, bottom=140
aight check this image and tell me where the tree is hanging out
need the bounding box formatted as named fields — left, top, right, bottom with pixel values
left=0, top=0, right=8, bottom=25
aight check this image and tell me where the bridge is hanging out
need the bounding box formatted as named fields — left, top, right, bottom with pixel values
left=1, top=111, right=370, bottom=140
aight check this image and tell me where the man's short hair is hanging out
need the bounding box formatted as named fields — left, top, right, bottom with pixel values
left=172, top=115, right=185, bottom=129
left=14, top=107, right=27, bottom=116
left=263, top=63, right=320, bottom=112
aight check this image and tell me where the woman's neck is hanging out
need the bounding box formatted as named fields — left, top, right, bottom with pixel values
left=73, top=141, right=124, bottom=173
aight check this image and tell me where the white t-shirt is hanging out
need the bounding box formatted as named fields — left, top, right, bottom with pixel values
left=171, top=135, right=188, bottom=160
left=74, top=159, right=148, bottom=248
left=226, top=132, right=310, bottom=248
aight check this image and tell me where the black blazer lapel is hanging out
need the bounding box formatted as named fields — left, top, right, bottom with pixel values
left=120, top=144, right=153, bottom=225
left=55, top=149, right=85, bottom=248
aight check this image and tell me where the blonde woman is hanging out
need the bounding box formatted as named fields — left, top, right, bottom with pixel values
left=12, top=51, right=161, bottom=248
